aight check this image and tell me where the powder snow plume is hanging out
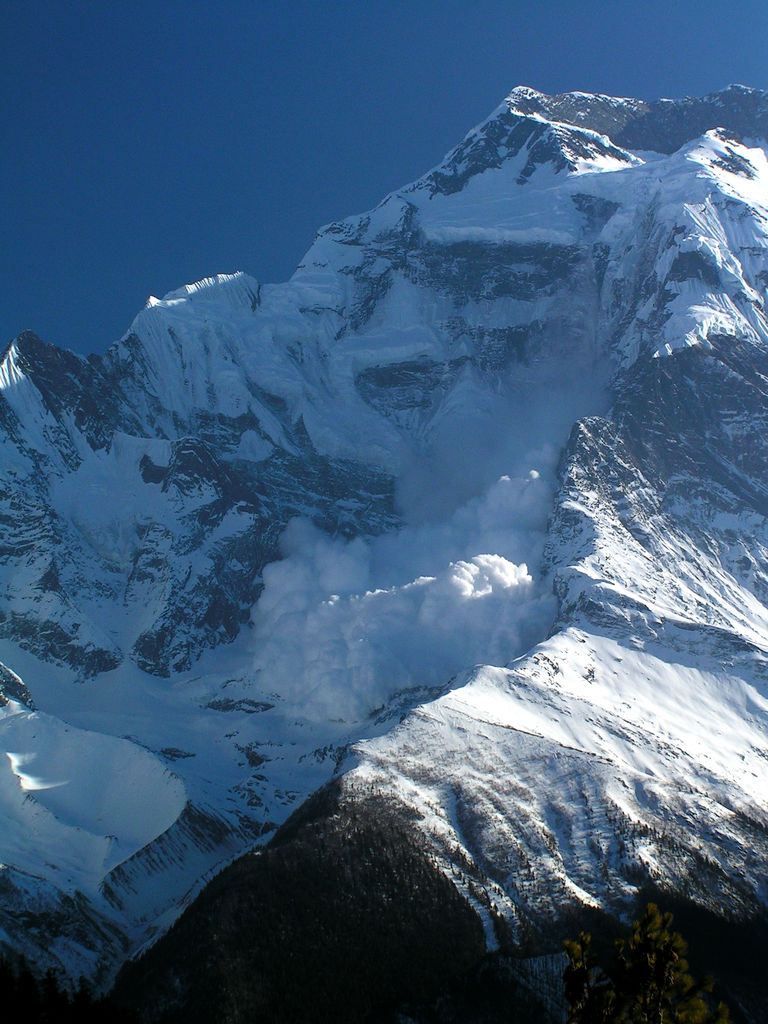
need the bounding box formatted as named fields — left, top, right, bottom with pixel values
left=250, top=462, right=557, bottom=720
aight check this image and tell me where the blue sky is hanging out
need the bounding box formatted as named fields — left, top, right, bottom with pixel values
left=3, top=0, right=768, bottom=355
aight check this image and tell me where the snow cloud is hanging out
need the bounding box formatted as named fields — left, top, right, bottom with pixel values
left=250, top=464, right=557, bottom=721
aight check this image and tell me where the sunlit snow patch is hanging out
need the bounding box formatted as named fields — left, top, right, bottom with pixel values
left=6, top=750, right=67, bottom=791
left=0, top=709, right=186, bottom=890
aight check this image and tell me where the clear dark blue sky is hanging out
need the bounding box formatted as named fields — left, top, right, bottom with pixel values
left=3, top=0, right=768, bottom=355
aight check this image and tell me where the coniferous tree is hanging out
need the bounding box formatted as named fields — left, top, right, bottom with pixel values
left=0, top=953, right=138, bottom=1024
left=564, top=930, right=616, bottom=1024
left=41, top=967, right=70, bottom=1022
left=564, top=904, right=730, bottom=1024
left=613, top=903, right=729, bottom=1023
left=15, top=958, right=41, bottom=1020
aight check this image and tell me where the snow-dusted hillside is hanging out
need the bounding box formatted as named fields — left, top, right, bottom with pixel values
left=1, top=84, right=768, bottom=982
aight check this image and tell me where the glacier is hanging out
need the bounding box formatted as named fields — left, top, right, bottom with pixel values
left=1, top=83, right=768, bottom=987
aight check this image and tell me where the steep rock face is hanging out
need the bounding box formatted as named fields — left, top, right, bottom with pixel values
left=341, top=108, right=768, bottom=972
left=1, top=85, right=768, bottom=994
left=1, top=312, right=398, bottom=679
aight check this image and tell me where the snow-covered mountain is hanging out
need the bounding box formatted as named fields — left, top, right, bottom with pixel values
left=2, top=84, right=768, bottom=988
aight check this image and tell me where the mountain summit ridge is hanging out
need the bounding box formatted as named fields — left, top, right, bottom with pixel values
left=1, top=87, right=768, bottom=1010
left=503, top=81, right=768, bottom=150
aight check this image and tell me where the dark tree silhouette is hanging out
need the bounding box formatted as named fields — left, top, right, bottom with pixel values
left=565, top=903, right=730, bottom=1023
left=0, top=954, right=138, bottom=1023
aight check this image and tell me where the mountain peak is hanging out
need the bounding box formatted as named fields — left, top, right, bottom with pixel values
left=2, top=82, right=768, bottom=1007
left=500, top=82, right=768, bottom=154
left=505, top=84, right=546, bottom=102
left=719, top=82, right=765, bottom=95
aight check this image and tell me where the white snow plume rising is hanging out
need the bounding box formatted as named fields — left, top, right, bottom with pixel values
left=251, top=464, right=557, bottom=721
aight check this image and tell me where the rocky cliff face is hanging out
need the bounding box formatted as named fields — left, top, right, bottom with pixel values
left=1, top=85, right=768, bottom=992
